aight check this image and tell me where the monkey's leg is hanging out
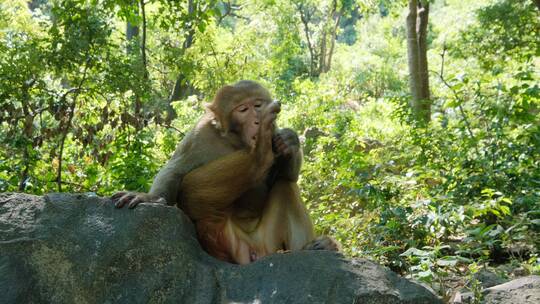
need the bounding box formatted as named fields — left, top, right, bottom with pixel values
left=252, top=180, right=315, bottom=255
left=196, top=217, right=255, bottom=265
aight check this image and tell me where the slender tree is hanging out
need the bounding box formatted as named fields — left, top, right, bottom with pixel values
left=295, top=0, right=344, bottom=77
left=169, top=0, right=196, bottom=105
left=406, top=0, right=431, bottom=123
left=126, top=20, right=139, bottom=54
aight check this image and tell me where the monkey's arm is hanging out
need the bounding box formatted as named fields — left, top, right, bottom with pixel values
left=148, top=156, right=188, bottom=204
left=180, top=149, right=272, bottom=220
left=111, top=148, right=191, bottom=209
left=112, top=135, right=198, bottom=208
left=271, top=128, right=303, bottom=182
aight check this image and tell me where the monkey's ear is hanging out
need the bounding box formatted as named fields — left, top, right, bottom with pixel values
left=209, top=85, right=236, bottom=134
left=207, top=102, right=229, bottom=134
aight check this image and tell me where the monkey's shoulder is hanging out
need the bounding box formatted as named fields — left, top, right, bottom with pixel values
left=172, top=115, right=244, bottom=170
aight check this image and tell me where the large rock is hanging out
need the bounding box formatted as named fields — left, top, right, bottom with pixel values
left=482, top=276, right=540, bottom=304
left=455, top=276, right=540, bottom=304
left=0, top=193, right=442, bottom=304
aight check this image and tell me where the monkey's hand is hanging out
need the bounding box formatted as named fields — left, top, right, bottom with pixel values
left=110, top=191, right=167, bottom=209
left=273, top=128, right=300, bottom=158
left=255, top=101, right=280, bottom=167
left=270, top=128, right=302, bottom=182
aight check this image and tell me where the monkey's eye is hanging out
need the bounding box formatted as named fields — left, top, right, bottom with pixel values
left=238, top=106, right=248, bottom=112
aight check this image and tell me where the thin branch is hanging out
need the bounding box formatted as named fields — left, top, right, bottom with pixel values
left=54, top=179, right=91, bottom=191
left=440, top=42, right=446, bottom=78
left=56, top=53, right=92, bottom=192
left=217, top=1, right=249, bottom=24
left=433, top=50, right=480, bottom=156
left=163, top=124, right=184, bottom=136
left=208, top=43, right=225, bottom=86
left=18, top=78, right=37, bottom=191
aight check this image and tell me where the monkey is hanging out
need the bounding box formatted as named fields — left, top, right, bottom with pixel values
left=112, top=80, right=339, bottom=264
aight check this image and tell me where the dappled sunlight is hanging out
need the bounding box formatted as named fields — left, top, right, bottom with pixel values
left=0, top=0, right=538, bottom=301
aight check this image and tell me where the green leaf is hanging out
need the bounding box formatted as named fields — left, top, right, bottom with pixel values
left=418, top=270, right=433, bottom=280
left=499, top=205, right=511, bottom=216
left=436, top=258, right=458, bottom=267
left=400, top=248, right=430, bottom=257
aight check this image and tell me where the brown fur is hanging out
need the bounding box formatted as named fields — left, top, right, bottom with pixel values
left=112, top=80, right=340, bottom=264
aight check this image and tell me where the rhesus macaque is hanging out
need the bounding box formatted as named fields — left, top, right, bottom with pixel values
left=112, top=80, right=339, bottom=264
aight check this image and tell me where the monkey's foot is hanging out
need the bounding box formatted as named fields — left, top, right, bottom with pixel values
left=303, top=236, right=341, bottom=252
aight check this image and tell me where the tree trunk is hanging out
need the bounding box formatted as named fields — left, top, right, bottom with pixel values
left=126, top=15, right=142, bottom=129
left=139, top=0, right=148, bottom=79
left=124, top=1, right=148, bottom=130
left=126, top=22, right=139, bottom=54
left=318, top=29, right=327, bottom=75
left=417, top=2, right=430, bottom=120
left=169, top=0, right=196, bottom=104
left=167, top=0, right=198, bottom=123
left=325, top=3, right=342, bottom=73
left=298, top=4, right=317, bottom=77
left=406, top=0, right=421, bottom=103
left=19, top=82, right=35, bottom=191
left=406, top=0, right=431, bottom=123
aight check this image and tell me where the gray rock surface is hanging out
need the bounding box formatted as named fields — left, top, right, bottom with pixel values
left=452, top=276, right=540, bottom=304
left=0, top=192, right=442, bottom=304
left=482, top=275, right=540, bottom=304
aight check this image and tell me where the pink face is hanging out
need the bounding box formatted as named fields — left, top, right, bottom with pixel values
left=230, top=99, right=264, bottom=148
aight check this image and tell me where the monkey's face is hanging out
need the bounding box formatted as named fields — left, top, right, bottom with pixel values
left=230, top=98, right=265, bottom=148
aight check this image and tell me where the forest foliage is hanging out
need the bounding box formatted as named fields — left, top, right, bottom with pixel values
left=0, top=0, right=538, bottom=298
